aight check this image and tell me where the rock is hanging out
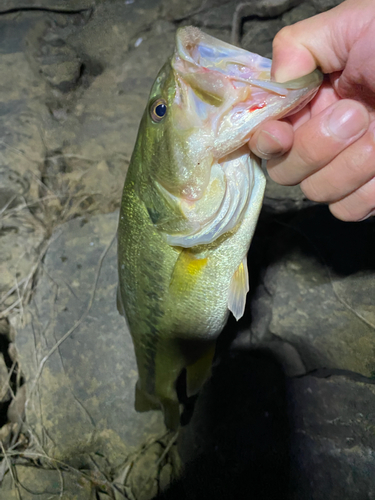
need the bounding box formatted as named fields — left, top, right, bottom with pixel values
left=73, top=27, right=177, bottom=159
left=192, top=0, right=302, bottom=42
left=249, top=207, right=375, bottom=377
left=163, top=350, right=375, bottom=499
left=227, top=0, right=303, bottom=22
left=0, top=13, right=51, bottom=316
left=72, top=0, right=164, bottom=65
left=242, top=18, right=283, bottom=57
left=0, top=211, right=46, bottom=314
left=1, top=465, right=93, bottom=500
left=191, top=3, right=237, bottom=30
left=0, top=353, right=10, bottom=403
left=0, top=168, right=29, bottom=212
left=242, top=0, right=302, bottom=17
left=0, top=1, right=94, bottom=12
left=7, top=384, right=26, bottom=423
left=159, top=463, right=173, bottom=492
left=161, top=0, right=206, bottom=21
left=37, top=44, right=82, bottom=92
left=129, top=442, right=164, bottom=500
left=0, top=422, right=16, bottom=449
left=288, top=373, right=375, bottom=499
left=14, top=211, right=164, bottom=469
left=233, top=339, right=307, bottom=377
left=168, top=349, right=291, bottom=499
left=0, top=13, right=48, bottom=194
left=282, top=1, right=317, bottom=24
left=24, top=6, right=177, bottom=219
left=311, top=0, right=344, bottom=12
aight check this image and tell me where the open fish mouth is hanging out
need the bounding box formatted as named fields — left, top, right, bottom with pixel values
left=172, top=26, right=322, bottom=159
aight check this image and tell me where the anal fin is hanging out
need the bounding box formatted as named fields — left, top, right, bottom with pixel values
left=228, top=256, right=249, bottom=321
left=186, top=344, right=216, bottom=398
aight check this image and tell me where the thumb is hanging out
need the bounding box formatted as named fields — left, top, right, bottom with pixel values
left=271, top=0, right=374, bottom=82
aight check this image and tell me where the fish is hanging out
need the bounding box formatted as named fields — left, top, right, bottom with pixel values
left=117, top=27, right=322, bottom=430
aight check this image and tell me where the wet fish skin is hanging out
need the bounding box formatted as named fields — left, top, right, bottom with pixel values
left=117, top=27, right=322, bottom=429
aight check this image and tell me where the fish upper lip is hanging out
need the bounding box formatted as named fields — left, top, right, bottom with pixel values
left=173, top=26, right=322, bottom=94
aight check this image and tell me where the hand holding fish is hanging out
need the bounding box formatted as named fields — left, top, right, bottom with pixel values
left=249, top=0, right=375, bottom=222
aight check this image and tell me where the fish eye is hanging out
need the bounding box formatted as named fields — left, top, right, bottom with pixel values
left=150, top=98, right=167, bottom=123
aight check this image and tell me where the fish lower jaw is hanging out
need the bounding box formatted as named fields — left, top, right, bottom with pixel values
left=165, top=148, right=254, bottom=248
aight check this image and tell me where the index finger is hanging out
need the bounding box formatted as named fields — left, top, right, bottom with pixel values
left=271, top=0, right=374, bottom=82
left=267, top=99, right=369, bottom=185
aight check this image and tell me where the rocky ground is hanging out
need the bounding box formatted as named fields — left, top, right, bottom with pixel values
left=0, top=0, right=374, bottom=499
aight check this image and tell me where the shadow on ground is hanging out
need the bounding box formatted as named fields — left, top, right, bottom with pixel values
left=159, top=348, right=290, bottom=500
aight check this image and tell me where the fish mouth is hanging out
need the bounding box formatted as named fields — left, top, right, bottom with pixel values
left=172, top=27, right=322, bottom=158
left=174, top=26, right=321, bottom=95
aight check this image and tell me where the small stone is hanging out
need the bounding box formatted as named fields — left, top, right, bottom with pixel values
left=159, top=463, right=173, bottom=492
left=0, top=319, right=10, bottom=336
left=0, top=422, right=15, bottom=448
left=129, top=442, right=164, bottom=500
left=0, top=353, right=10, bottom=403
left=40, top=59, right=82, bottom=92
left=8, top=343, right=18, bottom=363
left=7, top=384, right=26, bottom=423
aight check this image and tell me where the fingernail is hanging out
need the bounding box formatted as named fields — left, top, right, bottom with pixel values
left=273, top=68, right=303, bottom=83
left=360, top=208, right=375, bottom=221
left=327, top=101, right=368, bottom=140
left=256, top=130, right=283, bottom=157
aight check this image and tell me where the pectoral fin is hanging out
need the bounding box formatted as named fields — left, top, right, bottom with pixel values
left=228, top=257, right=249, bottom=321
left=186, top=344, right=216, bottom=397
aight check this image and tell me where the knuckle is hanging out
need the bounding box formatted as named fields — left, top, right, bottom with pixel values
left=356, top=142, right=375, bottom=170
left=329, top=179, right=375, bottom=221
left=267, top=159, right=295, bottom=186
left=300, top=177, right=326, bottom=202
left=272, top=26, right=294, bottom=50
left=329, top=202, right=357, bottom=222
left=296, top=133, right=322, bottom=167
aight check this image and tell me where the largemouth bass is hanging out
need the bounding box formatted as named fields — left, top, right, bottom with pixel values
left=118, top=27, right=322, bottom=429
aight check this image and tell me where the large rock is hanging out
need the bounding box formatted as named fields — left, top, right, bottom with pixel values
left=288, top=372, right=375, bottom=500
left=0, top=2, right=176, bottom=314
left=249, top=206, right=375, bottom=377
left=162, top=349, right=375, bottom=499
left=0, top=12, right=51, bottom=315
left=0, top=1, right=94, bottom=12
left=14, top=211, right=164, bottom=468
left=1, top=465, right=93, bottom=500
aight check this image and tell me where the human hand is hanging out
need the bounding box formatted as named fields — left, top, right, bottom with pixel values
left=249, top=0, right=375, bottom=221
